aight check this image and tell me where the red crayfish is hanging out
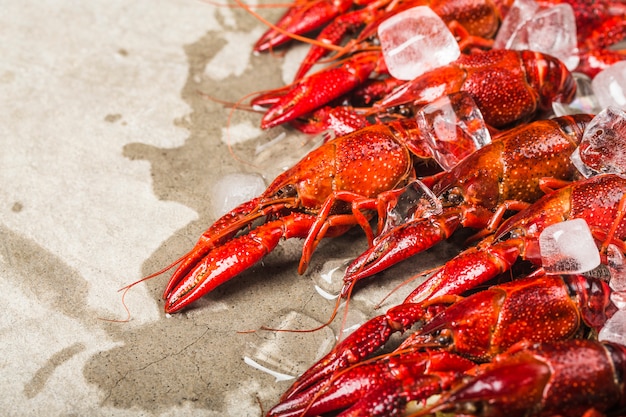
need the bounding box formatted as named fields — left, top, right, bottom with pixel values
left=253, top=0, right=626, bottom=81
left=256, top=0, right=502, bottom=82
left=153, top=114, right=589, bottom=313
left=248, top=0, right=624, bottom=134
left=267, top=271, right=617, bottom=416
left=265, top=173, right=626, bottom=416
left=341, top=114, right=589, bottom=295
left=406, top=172, right=626, bottom=303
left=258, top=48, right=576, bottom=133
left=422, top=339, right=626, bottom=417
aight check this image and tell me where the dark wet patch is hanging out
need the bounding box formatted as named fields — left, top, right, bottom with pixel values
left=24, top=343, right=86, bottom=399
left=1, top=224, right=89, bottom=321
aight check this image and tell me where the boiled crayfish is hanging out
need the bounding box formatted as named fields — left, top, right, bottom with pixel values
left=253, top=0, right=626, bottom=80
left=341, top=114, right=589, bottom=295
left=155, top=113, right=590, bottom=313
left=405, top=172, right=626, bottom=303
left=258, top=49, right=576, bottom=133
left=422, top=339, right=626, bottom=417
left=265, top=173, right=626, bottom=415
left=248, top=0, right=625, bottom=134
left=267, top=271, right=617, bottom=416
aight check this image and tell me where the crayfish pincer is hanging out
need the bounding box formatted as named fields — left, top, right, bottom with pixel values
left=159, top=114, right=590, bottom=313
left=160, top=117, right=424, bottom=313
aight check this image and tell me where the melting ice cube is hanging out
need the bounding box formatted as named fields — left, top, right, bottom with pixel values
left=591, top=61, right=626, bottom=109
left=378, top=6, right=460, bottom=81
left=607, top=244, right=626, bottom=292
left=552, top=72, right=602, bottom=117
left=416, top=91, right=491, bottom=171
left=211, top=172, right=267, bottom=218
left=493, top=0, right=539, bottom=50
left=525, top=5, right=578, bottom=69
left=599, top=309, right=626, bottom=346
left=571, top=107, right=626, bottom=177
left=377, top=179, right=442, bottom=237
left=494, top=0, right=578, bottom=70
left=244, top=310, right=335, bottom=380
left=539, top=218, right=601, bottom=274
left=610, top=291, right=626, bottom=310
left=311, top=257, right=354, bottom=299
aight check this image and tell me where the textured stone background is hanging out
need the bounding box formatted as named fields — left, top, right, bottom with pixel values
left=0, top=1, right=450, bottom=415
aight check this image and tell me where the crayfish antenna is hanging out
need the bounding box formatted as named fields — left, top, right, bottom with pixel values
left=259, top=293, right=343, bottom=334
left=258, top=280, right=361, bottom=337
left=103, top=251, right=189, bottom=322
left=228, top=0, right=347, bottom=53
left=370, top=264, right=444, bottom=310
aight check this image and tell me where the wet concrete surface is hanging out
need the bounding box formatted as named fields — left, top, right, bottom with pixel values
left=0, top=2, right=463, bottom=415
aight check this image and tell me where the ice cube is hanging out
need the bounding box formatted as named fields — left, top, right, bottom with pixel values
left=552, top=72, right=602, bottom=117
left=591, top=61, right=626, bottom=109
left=494, top=0, right=578, bottom=70
left=539, top=218, right=601, bottom=274
left=211, top=172, right=267, bottom=218
left=570, top=147, right=596, bottom=178
left=377, top=179, right=442, bottom=237
left=525, top=4, right=578, bottom=69
left=607, top=244, right=626, bottom=292
left=493, top=0, right=539, bottom=49
left=243, top=310, right=335, bottom=380
left=311, top=257, right=354, bottom=299
left=575, top=107, right=626, bottom=176
left=610, top=291, right=626, bottom=310
left=416, top=91, right=491, bottom=170
left=378, top=6, right=460, bottom=81
left=599, top=308, right=626, bottom=346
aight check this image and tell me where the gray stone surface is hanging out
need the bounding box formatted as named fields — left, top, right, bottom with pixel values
left=0, top=2, right=454, bottom=415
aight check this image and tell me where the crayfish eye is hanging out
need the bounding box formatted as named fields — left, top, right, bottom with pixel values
left=442, top=187, right=464, bottom=206
left=436, top=332, right=452, bottom=346
left=276, top=184, right=297, bottom=199
left=397, top=105, right=414, bottom=117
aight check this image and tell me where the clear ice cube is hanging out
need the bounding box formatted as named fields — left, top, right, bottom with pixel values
left=494, top=0, right=578, bottom=70
left=552, top=72, right=602, bottom=117
left=574, top=107, right=626, bottom=177
left=539, top=218, right=601, bottom=274
left=377, top=179, right=442, bottom=237
left=378, top=5, right=460, bottom=81
left=211, top=172, right=267, bottom=218
left=243, top=310, right=335, bottom=380
left=569, top=146, right=594, bottom=178
left=599, top=308, right=626, bottom=346
left=416, top=91, right=491, bottom=171
left=607, top=243, right=626, bottom=292
left=525, top=4, right=578, bottom=69
left=310, top=257, right=354, bottom=298
left=493, top=0, right=539, bottom=49
left=591, top=61, right=626, bottom=109
left=610, top=291, right=626, bottom=310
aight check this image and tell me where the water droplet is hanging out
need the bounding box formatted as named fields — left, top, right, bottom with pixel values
left=243, top=310, right=335, bottom=379
left=311, top=257, right=354, bottom=299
